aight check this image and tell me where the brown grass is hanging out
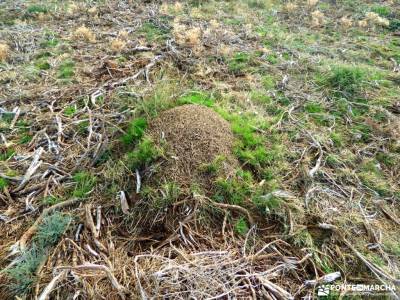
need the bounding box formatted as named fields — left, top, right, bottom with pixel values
left=72, top=26, right=96, bottom=42
left=110, top=38, right=126, bottom=52
left=0, top=43, right=10, bottom=62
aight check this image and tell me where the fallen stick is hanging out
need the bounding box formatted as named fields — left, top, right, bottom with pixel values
left=38, top=271, right=67, bottom=300
left=194, top=193, right=255, bottom=226
left=14, top=147, right=44, bottom=192
left=57, top=263, right=127, bottom=297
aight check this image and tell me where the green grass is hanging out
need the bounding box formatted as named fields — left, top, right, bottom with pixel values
left=200, top=155, right=226, bottom=176
left=5, top=212, right=70, bottom=296
left=358, top=160, right=391, bottom=196
left=149, top=182, right=181, bottom=212
left=19, top=134, right=33, bottom=145
left=220, top=112, right=270, bottom=172
left=72, top=172, right=97, bottom=198
left=213, top=169, right=254, bottom=205
left=121, top=118, right=147, bottom=145
left=26, top=4, right=48, bottom=15
left=234, top=217, right=249, bottom=235
left=371, top=5, right=391, bottom=17
left=252, top=193, right=282, bottom=215
left=228, top=52, right=253, bottom=75
left=34, top=59, right=51, bottom=70
left=321, top=65, right=366, bottom=99
left=0, top=148, right=15, bottom=161
left=57, top=60, right=75, bottom=79
left=41, top=195, right=61, bottom=205
left=39, top=32, right=59, bottom=48
left=139, top=22, right=170, bottom=42
left=125, top=136, right=162, bottom=170
left=304, top=102, right=324, bottom=113
left=0, top=178, right=8, bottom=189
left=63, top=105, right=77, bottom=117
left=178, top=92, right=214, bottom=107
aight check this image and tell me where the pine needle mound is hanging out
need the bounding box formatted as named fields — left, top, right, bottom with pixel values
left=148, top=104, right=238, bottom=190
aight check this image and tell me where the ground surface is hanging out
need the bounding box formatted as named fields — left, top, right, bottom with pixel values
left=0, top=0, right=399, bottom=299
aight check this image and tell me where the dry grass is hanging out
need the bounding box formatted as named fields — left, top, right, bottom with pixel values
left=72, top=26, right=96, bottom=42
left=307, top=0, right=319, bottom=8
left=0, top=43, right=10, bottom=61
left=311, top=10, right=325, bottom=27
left=110, top=39, right=126, bottom=52
left=340, top=16, right=353, bottom=28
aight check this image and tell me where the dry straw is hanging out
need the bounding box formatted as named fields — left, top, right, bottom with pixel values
left=0, top=43, right=10, bottom=61
left=340, top=16, right=353, bottom=28
left=110, top=39, right=126, bottom=52
left=311, top=10, right=325, bottom=27
left=73, top=26, right=96, bottom=42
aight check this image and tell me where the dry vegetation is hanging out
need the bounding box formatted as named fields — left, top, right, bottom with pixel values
left=0, top=0, right=399, bottom=299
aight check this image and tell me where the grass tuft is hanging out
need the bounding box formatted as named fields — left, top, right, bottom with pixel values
left=234, top=217, right=249, bottom=235
left=178, top=92, right=214, bottom=107
left=121, top=118, right=147, bottom=145
left=72, top=172, right=97, bottom=198
left=322, top=66, right=366, bottom=98
left=26, top=5, right=48, bottom=15
left=5, top=212, right=71, bottom=296
left=125, top=136, right=162, bottom=170
left=0, top=177, right=8, bottom=189
left=57, top=60, right=75, bottom=79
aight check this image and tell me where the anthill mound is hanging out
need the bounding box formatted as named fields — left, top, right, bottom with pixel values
left=148, top=104, right=238, bottom=190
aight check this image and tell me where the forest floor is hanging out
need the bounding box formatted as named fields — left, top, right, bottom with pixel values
left=0, top=0, right=399, bottom=299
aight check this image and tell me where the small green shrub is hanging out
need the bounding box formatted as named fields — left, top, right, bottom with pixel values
left=389, top=19, right=400, bottom=32
left=217, top=109, right=274, bottom=172
left=77, top=120, right=89, bottom=135
left=358, top=161, right=391, bottom=196
left=351, top=123, right=372, bottom=143
left=121, top=118, right=147, bottom=145
left=72, top=172, right=97, bottom=198
left=152, top=182, right=181, bottom=209
left=235, top=145, right=268, bottom=168
left=40, top=33, right=59, bottom=48
left=34, top=212, right=71, bottom=247
left=5, top=245, right=44, bottom=295
left=326, top=154, right=341, bottom=167
left=376, top=152, right=397, bottom=168
left=330, top=132, right=345, bottom=148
